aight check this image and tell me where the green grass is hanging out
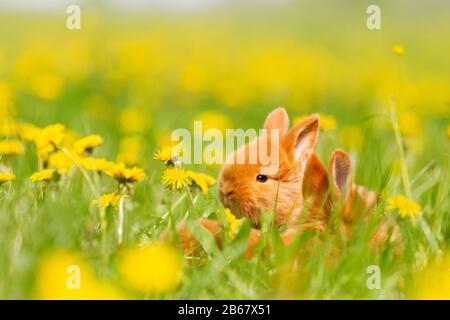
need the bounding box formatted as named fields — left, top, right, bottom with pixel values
left=0, top=109, right=448, bottom=299
left=0, top=2, right=450, bottom=299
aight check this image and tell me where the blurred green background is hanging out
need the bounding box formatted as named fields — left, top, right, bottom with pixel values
left=0, top=0, right=449, bottom=299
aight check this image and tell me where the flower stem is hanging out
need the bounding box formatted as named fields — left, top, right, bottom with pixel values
left=117, top=196, right=125, bottom=246
left=60, top=147, right=99, bottom=198
left=185, top=187, right=198, bottom=218
left=389, top=97, right=441, bottom=254
left=168, top=190, right=178, bottom=240
left=389, top=97, right=412, bottom=198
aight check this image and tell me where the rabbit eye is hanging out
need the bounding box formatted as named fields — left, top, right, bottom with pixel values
left=256, top=174, right=268, bottom=183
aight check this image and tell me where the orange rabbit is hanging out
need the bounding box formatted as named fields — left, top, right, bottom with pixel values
left=176, top=108, right=400, bottom=258
left=177, top=107, right=329, bottom=257
left=218, top=107, right=321, bottom=230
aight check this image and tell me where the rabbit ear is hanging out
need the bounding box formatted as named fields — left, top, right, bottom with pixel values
left=282, top=114, right=319, bottom=161
left=301, top=153, right=331, bottom=221
left=263, top=107, right=289, bottom=135
left=329, top=149, right=353, bottom=200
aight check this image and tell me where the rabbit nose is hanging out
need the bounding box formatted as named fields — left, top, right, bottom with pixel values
left=221, top=189, right=233, bottom=197
left=220, top=184, right=234, bottom=197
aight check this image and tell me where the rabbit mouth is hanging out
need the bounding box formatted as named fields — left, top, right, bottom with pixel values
left=220, top=195, right=261, bottom=227
left=228, top=201, right=261, bottom=227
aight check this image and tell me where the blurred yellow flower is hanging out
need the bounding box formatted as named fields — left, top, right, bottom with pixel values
left=117, top=135, right=143, bottom=165
left=186, top=170, right=216, bottom=194
left=399, top=111, right=422, bottom=136
left=118, top=243, right=182, bottom=293
left=214, top=78, right=251, bottom=108
left=106, top=163, right=145, bottom=184
left=340, top=125, right=363, bottom=151
left=409, top=254, right=450, bottom=299
left=116, top=153, right=138, bottom=166
left=0, top=120, right=17, bottom=137
left=30, top=169, right=55, bottom=183
left=82, top=157, right=115, bottom=173
left=179, top=64, right=208, bottom=92
left=0, top=81, right=14, bottom=114
left=92, top=192, right=124, bottom=209
left=392, top=44, right=405, bottom=56
left=161, top=166, right=190, bottom=190
left=15, top=122, right=41, bottom=141
left=224, top=208, right=240, bottom=239
left=34, top=123, right=66, bottom=159
left=119, top=107, right=149, bottom=133
left=154, top=145, right=175, bottom=163
left=31, top=72, right=63, bottom=101
left=0, top=139, right=24, bottom=155
left=195, top=111, right=233, bottom=134
left=34, top=249, right=125, bottom=300
left=0, top=172, right=15, bottom=184
left=387, top=195, right=421, bottom=219
left=446, top=125, right=450, bottom=138
left=319, top=113, right=337, bottom=131
left=74, top=134, right=103, bottom=155
left=154, top=128, right=173, bottom=147
left=48, top=151, right=75, bottom=175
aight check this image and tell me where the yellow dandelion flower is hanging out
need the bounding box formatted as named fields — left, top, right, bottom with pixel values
left=0, top=172, right=16, bottom=184
left=62, top=129, right=78, bottom=149
left=161, top=166, right=190, bottom=190
left=186, top=170, right=216, bottom=194
left=30, top=169, right=55, bottom=183
left=34, top=123, right=66, bottom=159
left=73, top=134, right=103, bottom=155
left=387, top=195, right=421, bottom=219
left=48, top=151, right=75, bottom=175
left=0, top=120, right=17, bottom=137
left=319, top=113, right=336, bottom=131
left=392, top=44, right=405, bottom=56
left=31, top=72, right=63, bottom=101
left=116, top=152, right=138, bottom=166
left=153, top=145, right=174, bottom=163
left=224, top=208, right=241, bottom=239
left=0, top=139, right=24, bottom=156
left=446, top=125, right=450, bottom=138
left=15, top=122, right=41, bottom=142
left=204, top=175, right=216, bottom=186
left=34, top=249, right=125, bottom=300
left=118, top=243, right=182, bottom=293
left=106, top=163, right=145, bottom=184
left=82, top=157, right=115, bottom=173
left=92, top=192, right=124, bottom=209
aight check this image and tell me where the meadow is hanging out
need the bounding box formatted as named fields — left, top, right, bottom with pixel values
left=0, top=1, right=449, bottom=299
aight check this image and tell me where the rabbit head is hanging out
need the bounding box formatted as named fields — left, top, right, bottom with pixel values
left=218, top=107, right=319, bottom=227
